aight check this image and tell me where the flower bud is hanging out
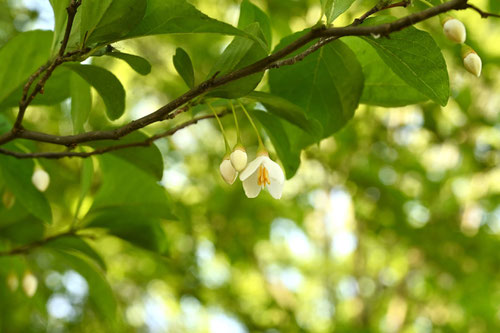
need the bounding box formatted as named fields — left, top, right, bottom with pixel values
left=219, top=157, right=237, bottom=185
left=32, top=168, right=50, bottom=192
left=442, top=18, right=466, bottom=44
left=230, top=146, right=247, bottom=172
left=22, top=271, right=38, bottom=298
left=6, top=272, right=19, bottom=292
left=462, top=46, right=482, bottom=77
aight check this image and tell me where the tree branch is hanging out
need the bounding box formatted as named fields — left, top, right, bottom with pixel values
left=0, top=0, right=480, bottom=159
left=0, top=111, right=230, bottom=159
left=0, top=229, right=77, bottom=257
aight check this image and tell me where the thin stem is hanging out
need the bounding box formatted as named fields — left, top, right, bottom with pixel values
left=230, top=101, right=242, bottom=146
left=208, top=103, right=231, bottom=155
left=237, top=100, right=264, bottom=150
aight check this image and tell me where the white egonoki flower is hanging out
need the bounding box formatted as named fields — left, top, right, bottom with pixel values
left=239, top=153, right=285, bottom=199
left=219, top=157, right=237, bottom=185
left=230, top=146, right=248, bottom=172
left=443, top=18, right=466, bottom=44
left=463, top=51, right=482, bottom=77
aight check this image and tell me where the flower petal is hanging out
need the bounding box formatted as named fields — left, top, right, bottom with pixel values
left=242, top=170, right=262, bottom=198
left=266, top=180, right=284, bottom=199
left=263, top=157, right=285, bottom=183
left=240, top=155, right=266, bottom=181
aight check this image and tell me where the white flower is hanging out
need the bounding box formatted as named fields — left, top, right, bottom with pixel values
left=230, top=147, right=247, bottom=172
left=219, top=157, right=237, bottom=185
left=443, top=18, right=466, bottom=44
left=463, top=51, right=482, bottom=77
left=239, top=154, right=285, bottom=199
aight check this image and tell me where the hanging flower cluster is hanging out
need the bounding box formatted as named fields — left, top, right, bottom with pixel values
left=211, top=101, right=285, bottom=199
left=441, top=16, right=482, bottom=77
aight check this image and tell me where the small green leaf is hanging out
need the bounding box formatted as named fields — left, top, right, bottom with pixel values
left=246, top=92, right=321, bottom=136
left=0, top=151, right=52, bottom=223
left=343, top=36, right=428, bottom=107
left=252, top=110, right=301, bottom=179
left=208, top=23, right=268, bottom=98
left=86, top=131, right=164, bottom=180
left=65, top=63, right=126, bottom=120
left=360, top=16, right=449, bottom=106
left=173, top=48, right=195, bottom=89
left=47, top=235, right=107, bottom=271
left=321, top=0, right=356, bottom=24
left=106, top=52, right=152, bottom=76
left=126, top=0, right=248, bottom=40
left=269, top=31, right=364, bottom=138
left=0, top=30, right=52, bottom=105
left=238, top=0, right=272, bottom=49
left=81, top=0, right=147, bottom=46
left=70, top=72, right=92, bottom=133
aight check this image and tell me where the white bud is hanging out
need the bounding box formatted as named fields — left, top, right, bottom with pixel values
left=6, top=272, right=19, bottom=292
left=230, top=148, right=247, bottom=172
left=219, top=158, right=237, bottom=185
left=32, top=169, right=50, bottom=192
left=463, top=52, right=482, bottom=77
left=443, top=18, right=466, bottom=44
left=22, top=272, right=38, bottom=297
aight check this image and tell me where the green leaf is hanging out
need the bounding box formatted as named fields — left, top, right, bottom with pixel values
left=87, top=210, right=168, bottom=253
left=343, top=36, right=428, bottom=107
left=106, top=52, right=152, bottom=76
left=49, top=0, right=71, bottom=53
left=173, top=48, right=195, bottom=89
left=0, top=30, right=52, bottom=105
left=70, top=72, right=92, bottom=133
left=0, top=151, right=52, bottom=223
left=238, top=0, right=272, bottom=49
left=80, top=0, right=147, bottom=46
left=252, top=110, right=301, bottom=179
left=246, top=92, right=321, bottom=136
left=86, top=131, right=164, bottom=180
left=64, top=63, right=125, bottom=120
left=360, top=17, right=449, bottom=106
left=321, top=0, right=356, bottom=24
left=53, top=250, right=117, bottom=322
left=87, top=154, right=173, bottom=220
left=269, top=32, right=364, bottom=138
left=0, top=67, right=72, bottom=108
left=47, top=235, right=107, bottom=271
left=208, top=23, right=268, bottom=98
left=125, top=0, right=248, bottom=40
left=75, top=157, right=94, bottom=218
left=0, top=216, right=44, bottom=245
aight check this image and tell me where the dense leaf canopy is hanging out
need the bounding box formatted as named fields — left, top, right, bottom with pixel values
left=1, top=0, right=500, bottom=332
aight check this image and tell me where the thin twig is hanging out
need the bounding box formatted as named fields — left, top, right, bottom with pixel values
left=466, top=3, right=500, bottom=18
left=12, top=0, right=82, bottom=130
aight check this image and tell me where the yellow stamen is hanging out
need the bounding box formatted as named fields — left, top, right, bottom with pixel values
left=257, top=165, right=271, bottom=187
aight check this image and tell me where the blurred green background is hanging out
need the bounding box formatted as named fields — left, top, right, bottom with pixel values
left=1, top=0, right=500, bottom=332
